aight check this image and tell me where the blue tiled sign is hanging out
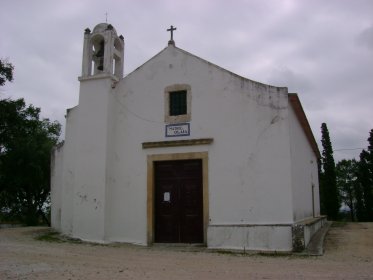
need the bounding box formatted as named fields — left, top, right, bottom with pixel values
left=165, top=123, right=190, bottom=137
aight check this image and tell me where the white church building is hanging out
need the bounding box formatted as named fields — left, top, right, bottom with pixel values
left=51, top=23, right=326, bottom=252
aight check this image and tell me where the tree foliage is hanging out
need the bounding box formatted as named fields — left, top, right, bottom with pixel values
left=355, top=130, right=373, bottom=221
left=0, top=60, right=61, bottom=225
left=335, top=129, right=373, bottom=222
left=0, top=59, right=14, bottom=86
left=336, top=159, right=358, bottom=221
left=0, top=98, right=61, bottom=225
left=319, top=123, right=340, bottom=220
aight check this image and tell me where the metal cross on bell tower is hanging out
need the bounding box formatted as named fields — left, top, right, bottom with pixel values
left=167, top=25, right=177, bottom=46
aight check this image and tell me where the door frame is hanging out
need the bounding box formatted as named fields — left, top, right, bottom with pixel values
left=147, top=152, right=209, bottom=245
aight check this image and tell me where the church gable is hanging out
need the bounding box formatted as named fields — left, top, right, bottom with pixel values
left=116, top=44, right=319, bottom=161
left=123, top=44, right=288, bottom=97
left=115, top=44, right=290, bottom=135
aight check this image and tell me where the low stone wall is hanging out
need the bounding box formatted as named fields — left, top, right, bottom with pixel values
left=292, top=216, right=327, bottom=252
left=207, top=224, right=293, bottom=252
left=206, top=217, right=327, bottom=252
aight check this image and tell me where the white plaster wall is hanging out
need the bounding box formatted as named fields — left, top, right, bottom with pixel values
left=104, top=82, right=117, bottom=242
left=59, top=107, right=78, bottom=235
left=71, top=77, right=113, bottom=242
left=104, top=46, right=295, bottom=245
left=288, top=104, right=320, bottom=222
left=50, top=144, right=63, bottom=231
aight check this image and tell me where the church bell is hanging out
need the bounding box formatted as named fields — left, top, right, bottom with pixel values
left=95, top=41, right=105, bottom=71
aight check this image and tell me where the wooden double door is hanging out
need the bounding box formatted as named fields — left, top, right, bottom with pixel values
left=154, top=159, right=203, bottom=243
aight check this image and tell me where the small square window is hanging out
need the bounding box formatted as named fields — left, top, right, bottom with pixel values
left=164, top=84, right=191, bottom=124
left=170, top=90, right=187, bottom=116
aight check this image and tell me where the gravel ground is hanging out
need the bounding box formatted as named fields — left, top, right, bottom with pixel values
left=0, top=223, right=372, bottom=279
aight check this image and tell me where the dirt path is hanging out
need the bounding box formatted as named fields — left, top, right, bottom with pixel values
left=0, top=223, right=372, bottom=279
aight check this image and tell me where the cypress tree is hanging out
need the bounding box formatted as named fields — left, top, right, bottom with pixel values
left=367, top=130, right=373, bottom=220
left=318, top=158, right=326, bottom=215
left=356, top=130, right=373, bottom=221
left=320, top=123, right=339, bottom=220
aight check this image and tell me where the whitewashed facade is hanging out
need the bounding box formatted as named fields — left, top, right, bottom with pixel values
left=51, top=23, right=325, bottom=252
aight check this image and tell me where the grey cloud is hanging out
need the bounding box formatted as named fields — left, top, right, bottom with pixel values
left=267, top=66, right=313, bottom=91
left=356, top=25, right=373, bottom=50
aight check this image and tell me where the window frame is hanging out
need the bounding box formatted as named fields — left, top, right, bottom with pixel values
left=164, top=84, right=191, bottom=124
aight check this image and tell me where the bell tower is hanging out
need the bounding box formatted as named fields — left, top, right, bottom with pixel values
left=73, top=23, right=124, bottom=241
left=80, top=23, right=124, bottom=79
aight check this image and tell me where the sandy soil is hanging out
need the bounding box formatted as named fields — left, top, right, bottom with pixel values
left=0, top=223, right=372, bottom=279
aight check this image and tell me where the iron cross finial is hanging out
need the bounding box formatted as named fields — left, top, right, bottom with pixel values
left=167, top=25, right=177, bottom=42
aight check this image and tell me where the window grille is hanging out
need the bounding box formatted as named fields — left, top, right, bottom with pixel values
left=169, top=90, right=187, bottom=116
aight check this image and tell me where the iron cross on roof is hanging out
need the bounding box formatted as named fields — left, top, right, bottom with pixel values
left=167, top=25, right=177, bottom=45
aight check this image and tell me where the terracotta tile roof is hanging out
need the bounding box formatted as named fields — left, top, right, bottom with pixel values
left=288, top=93, right=321, bottom=159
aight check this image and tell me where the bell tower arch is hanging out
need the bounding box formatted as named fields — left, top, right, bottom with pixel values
left=80, top=23, right=124, bottom=79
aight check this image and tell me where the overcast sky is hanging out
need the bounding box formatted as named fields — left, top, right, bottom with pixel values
left=1, top=0, right=372, bottom=161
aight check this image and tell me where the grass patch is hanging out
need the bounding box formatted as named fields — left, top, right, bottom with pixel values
left=257, top=251, right=292, bottom=257
left=35, top=229, right=83, bottom=244
left=214, top=249, right=292, bottom=257
left=215, top=250, right=243, bottom=256
left=35, top=230, right=63, bottom=243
